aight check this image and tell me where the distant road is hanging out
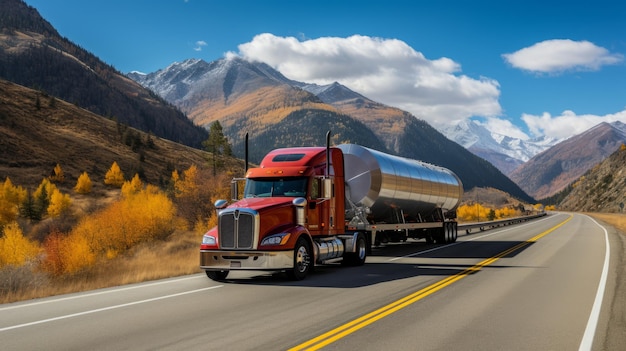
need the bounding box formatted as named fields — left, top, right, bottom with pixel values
left=1, top=213, right=621, bottom=350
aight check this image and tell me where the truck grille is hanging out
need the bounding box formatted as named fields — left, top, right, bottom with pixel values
left=218, top=209, right=258, bottom=249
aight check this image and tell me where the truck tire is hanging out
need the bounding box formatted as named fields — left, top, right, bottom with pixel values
left=448, top=222, right=458, bottom=243
left=435, top=227, right=446, bottom=244
left=286, top=237, right=312, bottom=280
left=343, top=233, right=367, bottom=266
left=441, top=222, right=457, bottom=243
left=206, top=270, right=229, bottom=281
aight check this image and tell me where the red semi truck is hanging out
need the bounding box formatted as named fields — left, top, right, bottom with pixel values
left=200, top=138, right=463, bottom=281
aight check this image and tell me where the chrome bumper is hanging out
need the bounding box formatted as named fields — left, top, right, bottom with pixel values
left=200, top=250, right=294, bottom=271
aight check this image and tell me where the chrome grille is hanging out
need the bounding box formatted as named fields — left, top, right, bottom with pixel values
left=218, top=209, right=258, bottom=249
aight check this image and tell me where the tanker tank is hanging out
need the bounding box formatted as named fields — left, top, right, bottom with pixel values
left=338, top=144, right=463, bottom=221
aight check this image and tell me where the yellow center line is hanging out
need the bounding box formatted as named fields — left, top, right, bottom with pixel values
left=289, top=214, right=573, bottom=351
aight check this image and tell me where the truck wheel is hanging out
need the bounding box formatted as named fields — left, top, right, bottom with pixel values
left=206, top=270, right=229, bottom=281
left=286, top=237, right=312, bottom=280
left=449, top=222, right=458, bottom=243
left=343, top=233, right=367, bottom=266
left=435, top=227, right=446, bottom=244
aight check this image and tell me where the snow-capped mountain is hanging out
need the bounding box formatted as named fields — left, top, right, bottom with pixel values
left=127, top=58, right=536, bottom=202
left=439, top=120, right=561, bottom=175
left=510, top=121, right=626, bottom=199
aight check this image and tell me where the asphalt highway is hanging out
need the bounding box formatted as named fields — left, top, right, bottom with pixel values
left=1, top=212, right=622, bottom=350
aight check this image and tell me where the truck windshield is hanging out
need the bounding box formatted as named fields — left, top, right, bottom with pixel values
left=244, top=177, right=307, bottom=198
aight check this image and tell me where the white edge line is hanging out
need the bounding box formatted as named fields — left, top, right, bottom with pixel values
left=387, top=213, right=562, bottom=262
left=0, top=285, right=223, bottom=332
left=0, top=274, right=206, bottom=311
left=578, top=215, right=610, bottom=351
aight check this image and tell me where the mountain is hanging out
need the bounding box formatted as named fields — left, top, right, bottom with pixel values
left=130, top=57, right=389, bottom=162
left=129, top=58, right=534, bottom=202
left=509, top=121, right=626, bottom=199
left=557, top=144, right=626, bottom=213
left=0, top=0, right=208, bottom=147
left=440, top=120, right=560, bottom=175
left=0, top=78, right=223, bottom=190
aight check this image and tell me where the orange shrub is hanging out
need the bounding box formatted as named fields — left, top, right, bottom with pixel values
left=71, top=185, right=175, bottom=258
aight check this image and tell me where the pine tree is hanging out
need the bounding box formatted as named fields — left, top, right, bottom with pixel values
left=104, top=161, right=125, bottom=187
left=202, top=121, right=232, bottom=175
left=19, top=190, right=37, bottom=221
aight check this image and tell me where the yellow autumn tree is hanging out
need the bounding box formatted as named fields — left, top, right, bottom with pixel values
left=121, top=173, right=143, bottom=197
left=457, top=203, right=490, bottom=222
left=174, top=165, right=199, bottom=198
left=47, top=188, right=72, bottom=217
left=74, top=171, right=92, bottom=194
left=50, top=163, right=65, bottom=183
left=1, top=177, right=27, bottom=227
left=104, top=161, right=125, bottom=187
left=0, top=222, right=40, bottom=267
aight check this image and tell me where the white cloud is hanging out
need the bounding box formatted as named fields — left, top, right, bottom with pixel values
left=194, top=40, right=207, bottom=52
left=502, top=39, right=623, bottom=74
left=237, top=33, right=502, bottom=126
left=522, top=109, right=626, bottom=139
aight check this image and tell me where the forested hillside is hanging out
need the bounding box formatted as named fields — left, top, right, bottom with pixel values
left=0, top=0, right=208, bottom=147
left=0, top=78, right=242, bottom=303
left=557, top=144, right=626, bottom=213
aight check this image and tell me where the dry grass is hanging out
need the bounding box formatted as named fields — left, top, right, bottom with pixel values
left=588, top=213, right=626, bottom=234
left=0, top=230, right=203, bottom=304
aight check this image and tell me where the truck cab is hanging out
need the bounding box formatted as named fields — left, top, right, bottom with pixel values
left=200, top=146, right=363, bottom=281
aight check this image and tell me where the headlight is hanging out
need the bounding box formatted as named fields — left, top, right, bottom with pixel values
left=260, top=233, right=290, bottom=246
left=202, top=235, right=217, bottom=245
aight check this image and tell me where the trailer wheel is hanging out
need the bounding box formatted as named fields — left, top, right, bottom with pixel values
left=286, top=237, right=312, bottom=280
left=343, top=233, right=367, bottom=266
left=441, top=222, right=454, bottom=244
left=449, top=222, right=458, bottom=243
left=206, top=270, right=229, bottom=281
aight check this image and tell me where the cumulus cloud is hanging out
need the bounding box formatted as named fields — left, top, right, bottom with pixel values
left=194, top=40, right=207, bottom=52
left=237, top=33, right=502, bottom=126
left=502, top=39, right=623, bottom=74
left=522, top=109, right=626, bottom=140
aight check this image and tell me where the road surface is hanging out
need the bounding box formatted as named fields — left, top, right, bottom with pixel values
left=1, top=212, right=623, bottom=350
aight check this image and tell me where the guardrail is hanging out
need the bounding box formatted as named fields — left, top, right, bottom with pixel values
left=459, top=212, right=548, bottom=234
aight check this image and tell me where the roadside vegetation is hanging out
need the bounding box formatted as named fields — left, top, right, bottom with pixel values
left=0, top=120, right=236, bottom=303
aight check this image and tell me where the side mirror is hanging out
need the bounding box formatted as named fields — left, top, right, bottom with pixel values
left=214, top=199, right=228, bottom=210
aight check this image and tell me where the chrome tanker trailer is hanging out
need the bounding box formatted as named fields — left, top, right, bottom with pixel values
left=339, top=144, right=463, bottom=246
left=200, top=141, right=463, bottom=280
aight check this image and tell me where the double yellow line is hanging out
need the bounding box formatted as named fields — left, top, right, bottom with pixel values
left=289, top=214, right=573, bottom=351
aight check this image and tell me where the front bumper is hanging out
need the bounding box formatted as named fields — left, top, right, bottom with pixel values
left=200, top=250, right=294, bottom=271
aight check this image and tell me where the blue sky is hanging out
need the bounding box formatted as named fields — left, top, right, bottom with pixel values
left=24, top=0, right=626, bottom=141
